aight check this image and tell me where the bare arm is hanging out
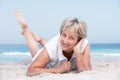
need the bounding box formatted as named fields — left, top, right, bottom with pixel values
left=74, top=40, right=92, bottom=72
left=27, top=48, right=71, bottom=76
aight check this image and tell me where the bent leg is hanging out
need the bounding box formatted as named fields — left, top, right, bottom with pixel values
left=22, top=31, right=47, bottom=46
left=31, top=31, right=47, bottom=46
left=15, top=11, right=39, bottom=57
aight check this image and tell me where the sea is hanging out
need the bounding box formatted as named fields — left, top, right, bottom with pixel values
left=0, top=43, right=120, bottom=62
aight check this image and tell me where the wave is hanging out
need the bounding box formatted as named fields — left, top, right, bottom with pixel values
left=103, top=53, right=120, bottom=56
left=0, top=52, right=31, bottom=56
left=92, top=52, right=120, bottom=57
left=1, top=52, right=120, bottom=57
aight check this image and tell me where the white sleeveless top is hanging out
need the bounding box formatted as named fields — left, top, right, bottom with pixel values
left=32, top=34, right=88, bottom=70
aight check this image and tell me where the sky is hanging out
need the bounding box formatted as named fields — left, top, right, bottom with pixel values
left=0, top=0, right=120, bottom=44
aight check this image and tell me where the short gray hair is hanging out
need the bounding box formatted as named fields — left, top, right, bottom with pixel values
left=60, top=18, right=87, bottom=39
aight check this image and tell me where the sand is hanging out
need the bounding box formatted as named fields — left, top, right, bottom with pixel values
left=0, top=58, right=120, bottom=80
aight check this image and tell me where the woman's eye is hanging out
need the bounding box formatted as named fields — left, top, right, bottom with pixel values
left=62, top=33, right=66, bottom=37
left=69, top=37, right=74, bottom=40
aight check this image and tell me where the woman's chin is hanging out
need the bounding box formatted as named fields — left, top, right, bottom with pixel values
left=61, top=47, right=68, bottom=51
left=62, top=47, right=71, bottom=52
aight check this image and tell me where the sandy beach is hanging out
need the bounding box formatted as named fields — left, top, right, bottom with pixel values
left=0, top=58, right=120, bottom=80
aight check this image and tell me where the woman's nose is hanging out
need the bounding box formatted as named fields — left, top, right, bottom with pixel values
left=63, top=37, right=69, bottom=43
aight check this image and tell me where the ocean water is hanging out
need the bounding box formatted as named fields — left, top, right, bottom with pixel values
left=0, top=44, right=120, bottom=62
left=90, top=43, right=120, bottom=59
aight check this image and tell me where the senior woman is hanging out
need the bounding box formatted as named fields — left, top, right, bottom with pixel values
left=15, top=11, right=91, bottom=76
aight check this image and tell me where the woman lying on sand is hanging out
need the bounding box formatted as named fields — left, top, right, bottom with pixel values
left=15, top=11, right=92, bottom=76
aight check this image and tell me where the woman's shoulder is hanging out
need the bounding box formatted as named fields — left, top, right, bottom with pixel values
left=80, top=38, right=89, bottom=53
left=45, top=34, right=60, bottom=49
left=83, top=38, right=89, bottom=45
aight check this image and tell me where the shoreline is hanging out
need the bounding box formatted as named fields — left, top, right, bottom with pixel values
left=0, top=58, right=120, bottom=80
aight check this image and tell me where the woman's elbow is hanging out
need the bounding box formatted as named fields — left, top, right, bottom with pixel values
left=26, top=67, right=34, bottom=77
left=77, top=66, right=92, bottom=73
left=26, top=71, right=33, bottom=77
left=26, top=67, right=38, bottom=77
left=85, top=65, right=92, bottom=71
left=88, top=65, right=92, bottom=70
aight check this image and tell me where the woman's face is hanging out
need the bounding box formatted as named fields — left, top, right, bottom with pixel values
left=60, top=27, right=79, bottom=53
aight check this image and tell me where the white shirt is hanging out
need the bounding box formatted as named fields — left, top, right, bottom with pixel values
left=32, top=34, right=88, bottom=70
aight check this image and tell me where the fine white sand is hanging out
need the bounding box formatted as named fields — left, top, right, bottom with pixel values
left=0, top=58, right=120, bottom=80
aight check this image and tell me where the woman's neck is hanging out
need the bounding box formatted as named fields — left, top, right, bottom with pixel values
left=63, top=50, right=73, bottom=61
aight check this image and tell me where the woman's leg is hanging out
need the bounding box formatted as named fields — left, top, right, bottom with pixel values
left=22, top=31, right=47, bottom=46
left=15, top=11, right=39, bottom=57
left=31, top=32, right=47, bottom=46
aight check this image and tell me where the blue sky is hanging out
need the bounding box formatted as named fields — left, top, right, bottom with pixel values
left=0, top=0, right=120, bottom=44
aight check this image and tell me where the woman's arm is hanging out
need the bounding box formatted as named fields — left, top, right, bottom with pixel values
left=74, top=40, right=92, bottom=72
left=27, top=48, right=71, bottom=77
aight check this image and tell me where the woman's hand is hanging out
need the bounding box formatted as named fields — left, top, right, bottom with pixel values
left=57, top=61, right=71, bottom=73
left=73, top=39, right=92, bottom=72
left=74, top=39, right=84, bottom=54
